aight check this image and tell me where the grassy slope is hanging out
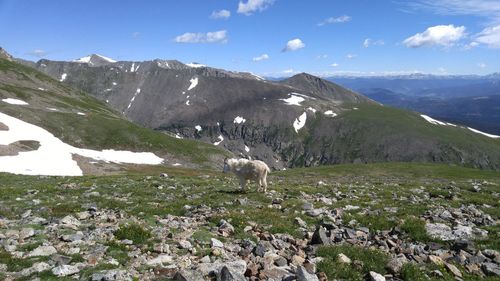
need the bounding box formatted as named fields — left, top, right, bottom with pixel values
left=300, top=103, right=500, bottom=169
left=0, top=163, right=498, bottom=279
left=0, top=58, right=229, bottom=167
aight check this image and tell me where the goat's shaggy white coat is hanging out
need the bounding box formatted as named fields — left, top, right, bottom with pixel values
left=223, top=158, right=270, bottom=192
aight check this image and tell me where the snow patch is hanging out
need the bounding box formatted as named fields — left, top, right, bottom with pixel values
left=94, top=54, right=116, bottom=62
left=77, top=112, right=86, bottom=116
left=421, top=115, right=499, bottom=138
left=2, top=98, right=28, bottom=105
left=307, top=107, right=317, bottom=113
left=293, top=112, right=307, bottom=133
left=175, top=133, right=183, bottom=139
left=74, top=55, right=92, bottom=63
left=245, top=145, right=250, bottom=152
left=249, top=72, right=264, bottom=81
left=233, top=116, right=246, bottom=124
left=127, top=88, right=141, bottom=110
left=172, top=163, right=182, bottom=166
left=60, top=73, right=67, bottom=82
left=0, top=112, right=163, bottom=176
left=213, top=135, right=224, bottom=146
left=421, top=115, right=456, bottom=126
left=47, top=108, right=58, bottom=111
left=324, top=110, right=337, bottom=117
left=195, top=125, right=202, bottom=132
left=112, top=82, right=117, bottom=86
left=157, top=61, right=170, bottom=68
left=188, top=77, right=198, bottom=91
left=467, top=127, right=500, bottom=138
left=186, top=63, right=206, bottom=68
left=74, top=54, right=116, bottom=64
left=185, top=100, right=190, bottom=105
left=37, top=88, right=46, bottom=91
left=280, top=93, right=308, bottom=106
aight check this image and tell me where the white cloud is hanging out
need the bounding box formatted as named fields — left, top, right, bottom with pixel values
left=210, top=9, right=231, bottom=19
left=472, top=25, right=500, bottom=48
left=438, top=67, right=447, bottom=73
left=282, top=38, right=305, bottom=52
left=316, top=54, right=328, bottom=59
left=132, top=32, right=140, bottom=38
left=409, top=0, right=500, bottom=23
left=27, top=49, right=47, bottom=58
left=252, top=54, right=269, bottom=61
left=237, top=0, right=275, bottom=15
left=346, top=54, right=357, bottom=59
left=174, top=30, right=228, bottom=44
left=318, top=15, right=351, bottom=26
left=363, top=38, right=385, bottom=48
left=478, top=62, right=487, bottom=68
left=330, top=63, right=339, bottom=67
left=283, top=69, right=295, bottom=74
left=403, top=25, right=466, bottom=48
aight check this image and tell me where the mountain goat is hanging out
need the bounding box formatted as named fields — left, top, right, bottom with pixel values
left=223, top=158, right=271, bottom=193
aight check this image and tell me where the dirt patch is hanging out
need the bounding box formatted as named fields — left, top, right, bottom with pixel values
left=0, top=140, right=40, bottom=156
left=0, top=122, right=7, bottom=131
left=72, top=154, right=126, bottom=175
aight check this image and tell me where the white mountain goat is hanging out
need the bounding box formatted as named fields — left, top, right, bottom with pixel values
left=223, top=158, right=271, bottom=192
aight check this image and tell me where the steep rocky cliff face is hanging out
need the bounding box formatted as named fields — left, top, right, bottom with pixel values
left=28, top=56, right=500, bottom=170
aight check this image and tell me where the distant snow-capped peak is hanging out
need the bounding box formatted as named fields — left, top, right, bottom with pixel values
left=73, top=54, right=116, bottom=64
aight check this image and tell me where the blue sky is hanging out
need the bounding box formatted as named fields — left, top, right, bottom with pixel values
left=0, top=0, right=499, bottom=76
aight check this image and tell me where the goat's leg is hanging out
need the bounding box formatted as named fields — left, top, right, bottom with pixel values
left=239, top=178, right=246, bottom=192
left=262, top=173, right=268, bottom=193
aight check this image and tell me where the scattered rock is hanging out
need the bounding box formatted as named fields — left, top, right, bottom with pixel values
left=51, top=264, right=80, bottom=276
left=147, top=254, right=174, bottom=266
left=218, top=265, right=246, bottom=281
left=445, top=263, right=462, bottom=278
left=174, top=269, right=204, bottom=281
left=482, top=262, right=500, bottom=276
left=27, top=245, right=57, bottom=257
left=211, top=238, right=224, bottom=248
left=338, top=253, right=352, bottom=264
left=369, top=271, right=386, bottom=281
left=311, top=226, right=330, bottom=245
left=386, top=256, right=407, bottom=274
left=91, top=269, right=131, bottom=281
left=296, top=266, right=319, bottom=281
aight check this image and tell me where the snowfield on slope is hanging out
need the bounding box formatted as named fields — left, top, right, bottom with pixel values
left=0, top=112, right=164, bottom=176
left=280, top=93, right=305, bottom=106
left=188, top=77, right=199, bottom=91
left=2, top=98, right=29, bottom=105
left=293, top=112, right=307, bottom=133
left=421, top=114, right=500, bottom=138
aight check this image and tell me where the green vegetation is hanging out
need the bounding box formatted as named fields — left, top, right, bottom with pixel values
left=115, top=223, right=152, bottom=244
left=0, top=250, right=33, bottom=272
left=105, top=241, right=130, bottom=265
left=402, top=217, right=432, bottom=242
left=316, top=245, right=389, bottom=280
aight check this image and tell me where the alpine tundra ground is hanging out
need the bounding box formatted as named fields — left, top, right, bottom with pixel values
left=0, top=163, right=499, bottom=280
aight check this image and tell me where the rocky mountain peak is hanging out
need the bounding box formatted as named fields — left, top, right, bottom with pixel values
left=73, top=54, right=116, bottom=66
left=0, top=47, right=13, bottom=61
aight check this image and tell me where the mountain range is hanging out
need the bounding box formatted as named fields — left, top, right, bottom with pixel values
left=329, top=75, right=500, bottom=135
left=1, top=48, right=499, bottom=173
